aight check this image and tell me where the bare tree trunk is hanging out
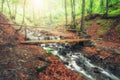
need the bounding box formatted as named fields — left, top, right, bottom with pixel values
left=73, top=0, right=76, bottom=28
left=80, top=0, right=86, bottom=34
left=89, top=0, right=93, bottom=17
left=32, top=5, right=35, bottom=25
left=6, top=0, right=12, bottom=19
left=22, top=0, right=27, bottom=40
left=71, top=0, right=76, bottom=29
left=14, top=3, right=17, bottom=20
left=71, top=0, right=73, bottom=21
left=1, top=0, right=4, bottom=12
left=11, top=2, right=17, bottom=21
left=22, top=0, right=26, bottom=24
left=105, top=0, right=109, bottom=16
left=64, top=0, right=68, bottom=26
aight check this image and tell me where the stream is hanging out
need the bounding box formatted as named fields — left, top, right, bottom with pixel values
left=24, top=29, right=120, bottom=80
left=41, top=43, right=120, bottom=80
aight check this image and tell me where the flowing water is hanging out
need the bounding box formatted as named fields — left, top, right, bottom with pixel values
left=25, top=30, right=120, bottom=80
left=41, top=43, right=120, bottom=80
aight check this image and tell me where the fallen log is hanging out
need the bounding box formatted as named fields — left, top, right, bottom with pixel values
left=21, top=39, right=90, bottom=45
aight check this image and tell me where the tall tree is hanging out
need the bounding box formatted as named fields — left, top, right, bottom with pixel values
left=22, top=0, right=26, bottom=24
left=105, top=0, right=109, bottom=16
left=71, top=0, right=76, bottom=28
left=22, top=0, right=27, bottom=40
left=64, top=0, right=68, bottom=26
left=12, top=0, right=18, bottom=20
left=73, top=0, right=76, bottom=28
left=32, top=2, right=35, bottom=25
left=100, top=0, right=104, bottom=13
left=80, top=0, right=86, bottom=33
left=6, top=0, right=12, bottom=19
left=89, top=0, right=93, bottom=17
left=1, top=0, right=4, bottom=12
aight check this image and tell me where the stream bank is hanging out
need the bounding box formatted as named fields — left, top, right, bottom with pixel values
left=0, top=14, right=85, bottom=80
left=24, top=26, right=120, bottom=80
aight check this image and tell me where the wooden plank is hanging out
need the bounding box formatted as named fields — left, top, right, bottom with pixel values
left=21, top=39, right=90, bottom=45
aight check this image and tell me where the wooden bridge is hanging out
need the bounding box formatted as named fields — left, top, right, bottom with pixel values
left=21, top=39, right=89, bottom=45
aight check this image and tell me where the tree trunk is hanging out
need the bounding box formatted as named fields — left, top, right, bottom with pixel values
left=64, top=0, right=68, bottom=26
left=89, top=0, right=93, bottom=17
left=22, top=0, right=26, bottom=24
left=14, top=3, right=17, bottom=20
left=32, top=4, right=35, bottom=25
left=100, top=0, right=104, bottom=13
left=71, top=0, right=73, bottom=21
left=71, top=0, right=76, bottom=29
left=22, top=0, right=27, bottom=40
left=73, top=0, right=76, bottom=28
left=1, top=0, right=4, bottom=12
left=80, top=0, right=86, bottom=33
left=6, top=0, right=12, bottom=19
left=105, top=0, right=109, bottom=16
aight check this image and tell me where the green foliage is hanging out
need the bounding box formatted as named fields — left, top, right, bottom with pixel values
left=76, top=24, right=80, bottom=30
left=86, top=20, right=92, bottom=26
left=109, top=8, right=120, bottom=15
left=45, top=48, right=53, bottom=54
left=1, top=0, right=120, bottom=26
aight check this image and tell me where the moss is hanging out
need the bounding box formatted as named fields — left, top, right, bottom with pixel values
left=45, top=48, right=53, bottom=54
left=97, top=20, right=103, bottom=25
left=76, top=25, right=80, bottom=30
left=86, top=20, right=92, bottom=26
left=116, top=25, right=120, bottom=38
left=117, top=33, right=120, bottom=38
left=103, top=22, right=110, bottom=29
left=97, top=19, right=116, bottom=36
left=116, top=25, right=120, bottom=32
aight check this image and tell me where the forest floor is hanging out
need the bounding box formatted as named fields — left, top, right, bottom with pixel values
left=0, top=13, right=85, bottom=80
left=83, top=17, right=120, bottom=61
left=0, top=13, right=120, bottom=80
